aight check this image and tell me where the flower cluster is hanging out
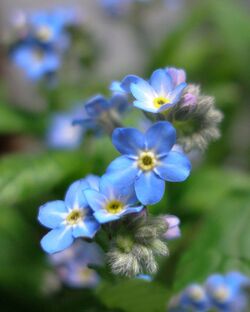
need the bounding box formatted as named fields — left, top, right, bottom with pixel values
left=168, top=272, right=250, bottom=312
left=9, top=8, right=79, bottom=81
left=38, top=66, right=222, bottom=277
left=49, top=240, right=103, bottom=288
left=111, top=67, right=223, bottom=152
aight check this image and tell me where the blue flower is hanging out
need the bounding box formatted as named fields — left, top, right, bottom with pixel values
left=179, top=284, right=211, bottom=311
left=84, top=174, right=143, bottom=223
left=111, top=68, right=187, bottom=113
left=47, top=106, right=85, bottom=150
left=38, top=178, right=100, bottom=254
left=49, top=240, right=103, bottom=288
left=28, top=9, right=72, bottom=45
left=106, top=121, right=191, bottom=205
left=11, top=43, right=60, bottom=80
left=205, top=272, right=250, bottom=312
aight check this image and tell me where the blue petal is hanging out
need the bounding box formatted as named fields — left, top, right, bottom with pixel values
left=106, top=156, right=138, bottom=187
left=150, top=69, right=173, bottom=94
left=94, top=210, right=121, bottom=223
left=64, top=180, right=89, bottom=209
left=133, top=100, right=159, bottom=113
left=145, top=121, right=176, bottom=155
left=155, top=151, right=191, bottom=182
left=85, top=95, right=109, bottom=117
left=135, top=171, right=165, bottom=205
left=112, top=127, right=144, bottom=155
left=40, top=226, right=74, bottom=254
left=169, top=82, right=187, bottom=104
left=38, top=200, right=67, bottom=229
left=205, top=274, right=224, bottom=290
left=110, top=81, right=126, bottom=94
left=130, top=80, right=155, bottom=102
left=110, top=94, right=128, bottom=113
left=120, top=75, right=144, bottom=93
left=84, top=174, right=100, bottom=191
left=120, top=205, right=144, bottom=216
left=84, top=189, right=107, bottom=212
left=73, top=217, right=100, bottom=238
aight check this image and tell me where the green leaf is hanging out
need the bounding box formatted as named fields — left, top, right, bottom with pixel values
left=173, top=193, right=250, bottom=291
left=0, top=150, right=88, bottom=206
left=97, top=280, right=168, bottom=312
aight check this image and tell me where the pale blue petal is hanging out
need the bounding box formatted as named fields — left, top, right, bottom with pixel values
left=155, top=151, right=191, bottom=182
left=65, top=180, right=89, bottom=209
left=169, top=82, right=187, bottom=104
left=131, top=80, right=155, bottom=102
left=38, top=200, right=67, bottom=229
left=120, top=75, right=144, bottom=93
left=84, top=174, right=100, bottom=191
left=84, top=189, right=107, bottom=212
left=120, top=205, right=144, bottom=216
left=94, top=210, right=121, bottom=223
left=135, top=171, right=165, bottom=205
left=41, top=226, right=74, bottom=254
left=150, top=69, right=173, bottom=94
left=73, top=217, right=100, bottom=238
left=145, top=121, right=176, bottom=155
left=112, top=127, right=144, bottom=155
left=133, top=100, right=159, bottom=113
left=106, top=156, right=138, bottom=187
left=85, top=95, right=109, bottom=117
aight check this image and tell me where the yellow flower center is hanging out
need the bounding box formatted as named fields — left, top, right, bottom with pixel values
left=153, top=96, right=170, bottom=108
left=212, top=286, right=230, bottom=302
left=36, top=26, right=53, bottom=41
left=138, top=151, right=157, bottom=171
left=66, top=209, right=84, bottom=225
left=106, top=200, right=124, bottom=214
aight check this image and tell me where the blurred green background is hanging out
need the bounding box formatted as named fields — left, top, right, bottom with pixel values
left=0, top=0, right=250, bottom=311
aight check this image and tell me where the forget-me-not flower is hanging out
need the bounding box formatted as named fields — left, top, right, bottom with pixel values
left=111, top=68, right=187, bottom=113
left=84, top=174, right=143, bottom=223
left=49, top=240, right=103, bottom=288
left=205, top=272, right=250, bottom=312
left=38, top=178, right=100, bottom=254
left=106, top=121, right=191, bottom=205
left=47, top=106, right=85, bottom=150
left=11, top=43, right=60, bottom=80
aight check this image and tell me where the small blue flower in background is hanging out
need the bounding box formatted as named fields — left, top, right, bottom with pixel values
left=38, top=177, right=101, bottom=254
left=106, top=121, right=191, bottom=205
left=111, top=68, right=187, bottom=113
left=168, top=272, right=250, bottom=312
left=11, top=43, right=60, bottom=80
left=49, top=240, right=103, bottom=288
left=99, top=0, right=133, bottom=17
left=205, top=272, right=250, bottom=312
left=136, top=274, right=153, bottom=282
left=47, top=106, right=85, bottom=150
left=163, top=215, right=181, bottom=240
left=84, top=174, right=144, bottom=223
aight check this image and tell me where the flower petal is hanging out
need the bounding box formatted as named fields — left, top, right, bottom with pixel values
left=155, top=151, right=191, bottom=182
left=84, top=189, right=107, bottom=212
left=65, top=180, right=89, bottom=209
left=106, top=156, right=138, bottom=188
left=169, top=82, right=187, bottom=104
left=93, top=210, right=121, bottom=223
left=130, top=80, right=156, bottom=102
left=38, top=200, right=67, bottom=229
left=73, top=217, right=100, bottom=238
left=112, top=128, right=144, bottom=155
left=133, top=100, right=159, bottom=113
left=135, top=171, right=165, bottom=205
left=145, top=121, right=176, bottom=155
left=150, top=69, right=173, bottom=95
left=40, top=226, right=73, bottom=254
left=85, top=95, right=109, bottom=117
left=120, top=75, right=144, bottom=93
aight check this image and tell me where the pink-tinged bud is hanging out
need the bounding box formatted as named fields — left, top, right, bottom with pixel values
left=163, top=215, right=181, bottom=240
left=182, top=93, right=197, bottom=108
